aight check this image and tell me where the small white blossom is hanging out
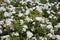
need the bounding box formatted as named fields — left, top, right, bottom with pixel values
left=27, top=31, right=33, bottom=38
left=50, top=29, right=54, bottom=34
left=36, top=6, right=43, bottom=13
left=40, top=24, right=46, bottom=28
left=5, top=19, right=13, bottom=26
left=58, top=12, right=60, bottom=14
left=43, top=4, right=49, bottom=9
left=49, top=15, right=52, bottom=18
left=18, top=13, right=23, bottom=17
left=25, top=16, right=33, bottom=22
left=53, top=16, right=57, bottom=19
left=51, top=3, right=54, bottom=6
left=32, top=22, right=35, bottom=24
left=23, top=25, right=28, bottom=29
left=12, top=32, right=19, bottom=37
left=56, top=35, right=60, bottom=40
left=32, top=37, right=37, bottom=40
left=22, top=28, right=26, bottom=32
left=39, top=36, right=44, bottom=40
left=0, top=20, right=4, bottom=25
left=1, top=35, right=10, bottom=40
left=35, top=17, right=42, bottom=21
left=5, top=0, right=12, bottom=3
left=4, top=12, right=12, bottom=17
left=26, top=0, right=32, bottom=2
left=47, top=10, right=50, bottom=14
left=9, top=7, right=15, bottom=11
left=20, top=20, right=24, bottom=25
left=0, top=6, right=6, bottom=11
left=54, top=23, right=60, bottom=28
left=47, top=33, right=53, bottom=38
left=0, top=29, right=2, bottom=34
left=47, top=25, right=53, bottom=29
left=11, top=10, right=16, bottom=14
left=46, top=2, right=51, bottom=6
left=30, top=8, right=33, bottom=11
left=25, top=9, right=30, bottom=15
left=0, top=25, right=2, bottom=29
left=32, top=7, right=36, bottom=10
left=22, top=25, right=28, bottom=31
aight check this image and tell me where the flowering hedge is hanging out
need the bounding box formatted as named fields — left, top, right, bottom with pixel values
left=0, top=0, right=60, bottom=40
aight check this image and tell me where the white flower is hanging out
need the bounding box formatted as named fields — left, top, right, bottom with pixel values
left=58, top=12, right=60, bottom=14
left=25, top=9, right=30, bottom=15
left=12, top=32, right=19, bottom=37
left=18, top=13, right=23, bottom=17
left=0, top=29, right=2, bottom=34
left=0, top=6, right=6, bottom=11
left=22, top=28, right=26, bottom=32
left=35, top=17, right=42, bottom=21
left=47, top=10, right=50, bottom=14
left=40, top=24, right=46, bottom=28
left=44, top=37, right=47, bottom=40
left=22, top=25, right=28, bottom=31
left=39, top=36, right=44, bottom=40
left=46, top=0, right=49, bottom=2
left=51, top=10, right=55, bottom=14
left=11, top=16, right=14, bottom=19
left=32, top=7, right=36, bottom=10
left=34, top=0, right=40, bottom=3
left=46, top=22, right=52, bottom=25
left=23, top=25, right=28, bottom=29
left=49, top=15, right=52, bottom=18
left=5, top=20, right=11, bottom=26
left=54, top=23, right=60, bottom=28
left=51, top=3, right=54, bottom=6
left=56, top=35, right=60, bottom=40
left=52, top=35, right=56, bottom=39
left=22, top=8, right=25, bottom=12
left=53, top=16, right=57, bottom=19
left=46, top=2, right=51, bottom=6
left=6, top=0, right=12, bottom=3
left=32, top=37, right=37, bottom=40
left=11, top=10, right=16, bottom=14
left=0, top=25, right=2, bottom=29
left=0, top=20, right=4, bottom=25
left=20, top=20, right=24, bottom=25
left=25, top=16, right=33, bottom=22
left=26, top=0, right=32, bottom=2
left=9, top=5, right=13, bottom=8
left=4, top=12, right=12, bottom=17
left=47, top=33, right=55, bottom=39
left=47, top=33, right=53, bottom=38
left=47, top=25, right=53, bottom=29
left=1, top=35, right=10, bottom=40
left=36, top=6, right=42, bottom=13
left=27, top=31, right=33, bottom=38
left=31, top=26, right=35, bottom=31
left=20, top=1, right=26, bottom=5
left=54, top=2, right=57, bottom=4
left=56, top=4, right=59, bottom=9
left=49, top=14, right=54, bottom=18
left=5, top=19, right=13, bottom=26
left=30, top=8, right=33, bottom=11
left=9, top=7, right=15, bottom=11
left=43, top=4, right=49, bottom=9
left=50, top=29, right=54, bottom=34
left=32, top=22, right=35, bottom=24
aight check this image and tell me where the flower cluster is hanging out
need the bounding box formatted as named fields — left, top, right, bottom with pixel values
left=0, top=0, right=60, bottom=40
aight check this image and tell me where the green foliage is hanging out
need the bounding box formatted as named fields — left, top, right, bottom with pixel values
left=29, top=10, right=42, bottom=19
